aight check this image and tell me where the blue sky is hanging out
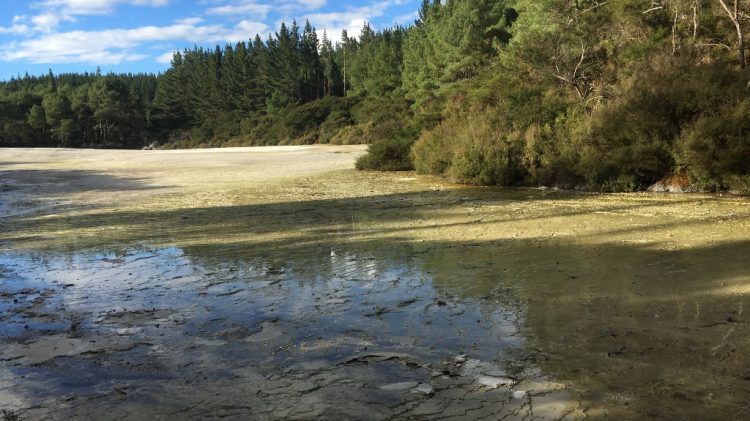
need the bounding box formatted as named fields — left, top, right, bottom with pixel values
left=0, top=0, right=420, bottom=80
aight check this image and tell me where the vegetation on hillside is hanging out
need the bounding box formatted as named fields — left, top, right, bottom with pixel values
left=403, top=0, right=750, bottom=192
left=2, top=0, right=750, bottom=192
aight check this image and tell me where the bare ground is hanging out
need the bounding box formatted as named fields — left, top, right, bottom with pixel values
left=1, top=146, right=750, bottom=420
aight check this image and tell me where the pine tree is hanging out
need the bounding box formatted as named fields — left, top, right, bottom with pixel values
left=27, top=104, right=46, bottom=138
left=269, top=22, right=303, bottom=108
left=320, top=31, right=342, bottom=96
left=153, top=51, right=191, bottom=129
left=301, top=20, right=323, bottom=102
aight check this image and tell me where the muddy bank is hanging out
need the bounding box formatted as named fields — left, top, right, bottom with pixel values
left=1, top=146, right=749, bottom=419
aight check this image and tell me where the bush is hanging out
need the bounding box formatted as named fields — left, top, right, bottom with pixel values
left=550, top=55, right=747, bottom=191
left=412, top=111, right=526, bottom=185
left=351, top=92, right=411, bottom=127
left=319, top=110, right=354, bottom=144
left=675, top=99, right=750, bottom=193
left=355, top=136, right=415, bottom=171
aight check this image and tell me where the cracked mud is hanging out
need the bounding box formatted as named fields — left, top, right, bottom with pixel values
left=1, top=146, right=749, bottom=419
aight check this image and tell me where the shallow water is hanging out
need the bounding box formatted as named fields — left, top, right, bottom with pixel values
left=2, top=233, right=749, bottom=419
left=1, top=241, right=567, bottom=419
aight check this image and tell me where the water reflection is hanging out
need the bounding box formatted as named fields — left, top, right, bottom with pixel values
left=1, top=242, right=567, bottom=419
left=2, top=234, right=749, bottom=419
left=422, top=239, right=750, bottom=419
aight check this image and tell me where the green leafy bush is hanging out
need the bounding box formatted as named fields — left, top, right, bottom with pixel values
left=676, top=99, right=750, bottom=193
left=355, top=136, right=414, bottom=171
left=412, top=111, right=526, bottom=185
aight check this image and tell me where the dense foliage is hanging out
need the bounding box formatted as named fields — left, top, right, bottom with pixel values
left=0, top=70, right=157, bottom=148
left=404, top=0, right=750, bottom=192
left=2, top=0, right=750, bottom=191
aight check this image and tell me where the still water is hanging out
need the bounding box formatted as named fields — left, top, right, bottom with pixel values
left=2, top=230, right=749, bottom=419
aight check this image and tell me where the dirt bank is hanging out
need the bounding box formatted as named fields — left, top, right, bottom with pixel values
left=1, top=146, right=749, bottom=420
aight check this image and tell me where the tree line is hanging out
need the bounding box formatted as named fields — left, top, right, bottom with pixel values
left=2, top=0, right=750, bottom=192
left=0, top=18, right=406, bottom=149
left=0, top=70, right=157, bottom=148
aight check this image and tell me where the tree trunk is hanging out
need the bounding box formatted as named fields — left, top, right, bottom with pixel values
left=672, top=10, right=679, bottom=54
left=693, top=3, right=698, bottom=40
left=737, top=22, right=746, bottom=68
left=717, top=0, right=746, bottom=69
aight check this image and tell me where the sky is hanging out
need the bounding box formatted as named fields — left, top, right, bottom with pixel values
left=0, top=0, right=420, bottom=80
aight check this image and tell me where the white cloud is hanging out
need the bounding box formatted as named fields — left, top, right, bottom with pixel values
left=392, top=11, right=418, bottom=26
left=0, top=24, right=32, bottom=36
left=295, top=0, right=326, bottom=11
left=315, top=19, right=367, bottom=45
left=302, top=10, right=374, bottom=29
left=207, top=0, right=324, bottom=18
left=28, top=0, right=171, bottom=32
left=175, top=17, right=204, bottom=26
left=156, top=50, right=177, bottom=64
left=31, top=13, right=69, bottom=33
left=0, top=19, right=269, bottom=65
left=207, top=1, right=272, bottom=18
left=0, top=0, right=415, bottom=70
left=225, top=20, right=270, bottom=41
left=284, top=2, right=393, bottom=44
left=34, top=0, right=170, bottom=16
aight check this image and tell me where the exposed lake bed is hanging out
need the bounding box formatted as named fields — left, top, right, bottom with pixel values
left=1, top=146, right=749, bottom=419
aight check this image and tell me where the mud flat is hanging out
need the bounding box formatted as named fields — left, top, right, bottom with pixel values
left=1, top=146, right=749, bottom=420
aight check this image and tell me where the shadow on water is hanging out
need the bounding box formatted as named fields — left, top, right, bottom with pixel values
left=1, top=182, right=749, bottom=419
left=420, top=240, right=750, bottom=419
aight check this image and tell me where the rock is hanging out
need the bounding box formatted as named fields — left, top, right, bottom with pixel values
left=457, top=357, right=509, bottom=379
left=290, top=381, right=318, bottom=394
left=379, top=381, right=418, bottom=391
left=218, top=326, right=251, bottom=341
left=324, top=298, right=349, bottom=305
left=344, top=352, right=424, bottom=367
left=648, top=173, right=695, bottom=193
left=243, top=321, right=284, bottom=343
left=461, top=358, right=481, bottom=371
left=415, top=383, right=434, bottom=395
left=512, top=390, right=527, bottom=399
left=1, top=335, right=134, bottom=365
left=476, top=375, right=513, bottom=388
left=411, top=399, right=446, bottom=416
left=293, top=359, right=332, bottom=371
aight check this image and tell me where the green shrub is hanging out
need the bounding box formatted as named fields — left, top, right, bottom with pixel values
left=351, top=92, right=411, bottom=127
left=554, top=55, right=746, bottom=191
left=412, top=111, right=526, bottom=185
left=319, top=110, right=354, bottom=144
left=329, top=124, right=367, bottom=145
left=676, top=99, right=750, bottom=193
left=411, top=123, right=453, bottom=176
left=355, top=136, right=415, bottom=171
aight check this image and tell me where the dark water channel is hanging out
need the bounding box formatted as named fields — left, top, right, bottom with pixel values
left=1, top=236, right=749, bottom=420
